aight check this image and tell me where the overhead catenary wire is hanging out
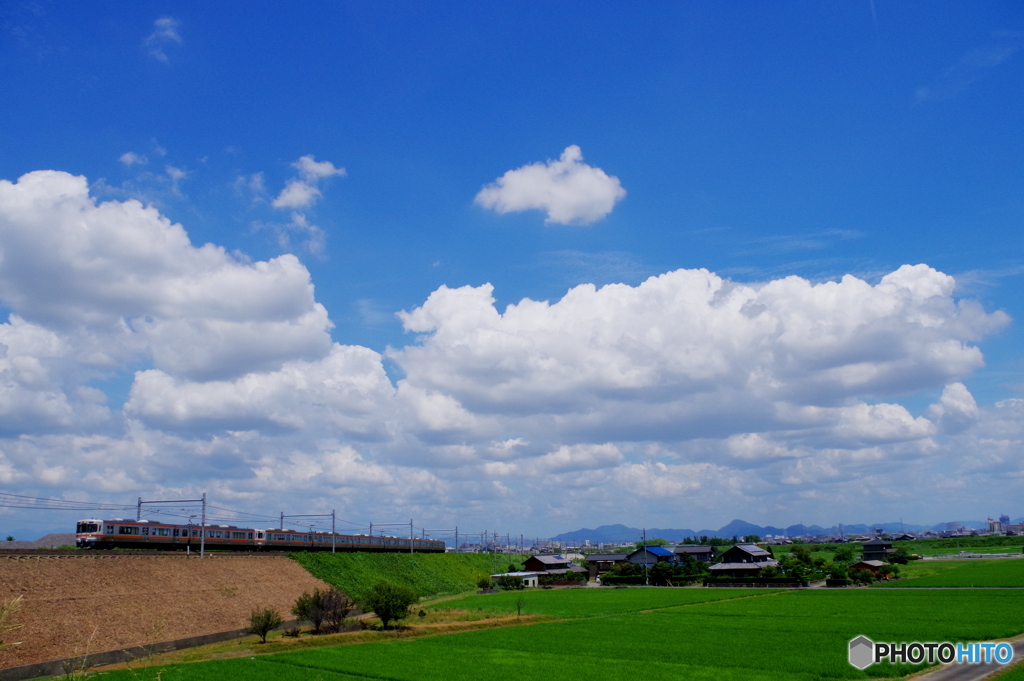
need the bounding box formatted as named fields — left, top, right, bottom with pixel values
left=2, top=492, right=524, bottom=552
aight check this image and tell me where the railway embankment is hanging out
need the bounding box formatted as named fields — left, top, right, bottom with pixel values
left=292, top=551, right=525, bottom=602
left=0, top=553, right=331, bottom=671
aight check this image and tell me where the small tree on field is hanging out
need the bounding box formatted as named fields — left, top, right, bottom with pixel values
left=292, top=590, right=323, bottom=634
left=245, top=608, right=283, bottom=643
left=363, top=582, right=418, bottom=630
left=514, top=596, right=526, bottom=617
left=476, top=576, right=493, bottom=590
left=320, top=588, right=354, bottom=633
left=293, top=587, right=354, bottom=634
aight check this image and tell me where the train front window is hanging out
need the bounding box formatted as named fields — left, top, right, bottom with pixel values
left=77, top=522, right=99, bottom=533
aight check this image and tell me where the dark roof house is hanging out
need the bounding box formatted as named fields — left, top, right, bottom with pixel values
left=586, top=553, right=627, bottom=580
left=716, top=544, right=773, bottom=564
left=673, top=545, right=716, bottom=562
left=627, top=545, right=677, bottom=566
left=861, top=539, right=896, bottom=562
left=707, top=544, right=779, bottom=578
left=523, top=554, right=573, bottom=572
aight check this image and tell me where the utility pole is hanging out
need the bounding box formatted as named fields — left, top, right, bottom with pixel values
left=200, top=493, right=206, bottom=558
left=135, top=493, right=206, bottom=558
left=410, top=519, right=414, bottom=554
left=643, top=528, right=648, bottom=586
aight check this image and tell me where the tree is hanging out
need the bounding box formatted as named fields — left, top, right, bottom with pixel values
left=890, top=547, right=911, bottom=565
left=292, top=590, right=324, bottom=634
left=790, top=545, right=813, bottom=564
left=363, top=582, right=418, bottom=630
left=832, top=546, right=855, bottom=563
left=743, top=535, right=761, bottom=543
left=320, top=588, right=354, bottom=633
left=635, top=538, right=669, bottom=548
left=4, top=536, right=12, bottom=542
left=245, top=608, right=283, bottom=644
left=514, top=596, right=526, bottom=617
left=294, top=588, right=354, bottom=634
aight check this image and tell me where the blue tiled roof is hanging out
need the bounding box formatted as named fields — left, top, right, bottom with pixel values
left=643, top=545, right=674, bottom=557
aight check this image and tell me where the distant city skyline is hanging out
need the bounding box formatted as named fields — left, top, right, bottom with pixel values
left=1, top=4, right=1023, bottom=537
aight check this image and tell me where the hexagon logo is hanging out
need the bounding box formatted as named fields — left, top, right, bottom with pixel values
left=849, top=636, right=874, bottom=670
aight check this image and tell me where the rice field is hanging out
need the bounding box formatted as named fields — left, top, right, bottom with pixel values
left=873, top=558, right=1024, bottom=588
left=93, top=587, right=1024, bottom=681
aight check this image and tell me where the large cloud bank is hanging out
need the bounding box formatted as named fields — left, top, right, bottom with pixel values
left=0, top=170, right=1018, bottom=533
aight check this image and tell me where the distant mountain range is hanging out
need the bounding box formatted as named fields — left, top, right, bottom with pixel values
left=550, top=518, right=1024, bottom=544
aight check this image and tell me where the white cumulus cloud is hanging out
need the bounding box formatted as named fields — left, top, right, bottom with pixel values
left=272, top=155, right=346, bottom=209
left=475, top=145, right=626, bottom=225
left=0, top=170, right=333, bottom=381
left=144, top=16, right=181, bottom=64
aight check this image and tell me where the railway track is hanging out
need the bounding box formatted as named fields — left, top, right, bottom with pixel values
left=0, top=548, right=290, bottom=558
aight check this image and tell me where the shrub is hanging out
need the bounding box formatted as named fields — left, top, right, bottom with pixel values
left=850, top=569, right=875, bottom=585
left=245, top=608, right=283, bottom=643
left=539, top=572, right=586, bottom=585
left=363, top=582, right=418, bottom=630
left=476, top=576, right=493, bottom=590
left=496, top=575, right=525, bottom=590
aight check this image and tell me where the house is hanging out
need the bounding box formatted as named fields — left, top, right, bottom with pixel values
left=587, top=553, right=627, bottom=581
left=849, top=560, right=887, bottom=575
left=716, top=544, right=774, bottom=564
left=627, top=545, right=677, bottom=567
left=861, top=538, right=896, bottom=562
left=673, top=545, right=716, bottom=563
left=523, top=554, right=573, bottom=572
left=707, top=543, right=779, bottom=578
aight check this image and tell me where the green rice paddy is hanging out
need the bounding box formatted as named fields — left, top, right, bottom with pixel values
left=873, top=557, right=1024, bottom=588
left=94, top=587, right=1024, bottom=681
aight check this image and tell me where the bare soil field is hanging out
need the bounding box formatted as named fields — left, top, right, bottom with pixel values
left=0, top=554, right=330, bottom=669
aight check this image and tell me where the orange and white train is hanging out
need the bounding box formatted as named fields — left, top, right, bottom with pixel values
left=74, top=519, right=445, bottom=552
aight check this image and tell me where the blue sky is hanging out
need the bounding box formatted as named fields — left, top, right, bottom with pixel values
left=0, top=2, right=1022, bottom=539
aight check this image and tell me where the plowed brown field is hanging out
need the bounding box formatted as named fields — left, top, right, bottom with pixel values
left=0, top=554, right=330, bottom=669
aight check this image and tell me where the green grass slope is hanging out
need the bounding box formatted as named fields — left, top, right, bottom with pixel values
left=290, top=551, right=524, bottom=602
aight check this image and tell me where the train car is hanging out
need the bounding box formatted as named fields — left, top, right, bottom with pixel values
left=75, top=518, right=446, bottom=553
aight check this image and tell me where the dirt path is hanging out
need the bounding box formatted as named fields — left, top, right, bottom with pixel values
left=0, top=554, right=330, bottom=669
